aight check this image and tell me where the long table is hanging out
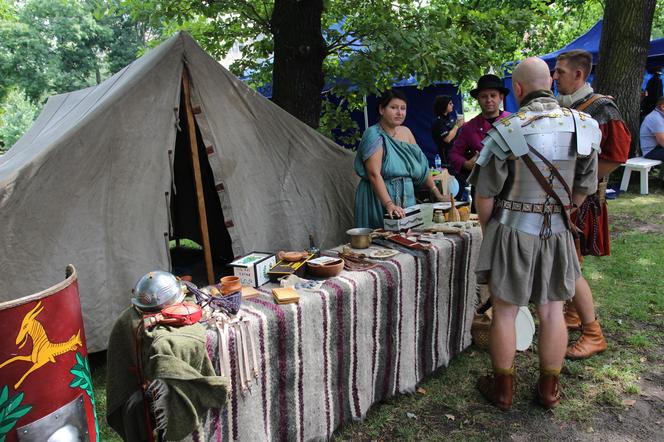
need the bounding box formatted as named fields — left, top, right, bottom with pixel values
left=183, top=227, right=482, bottom=441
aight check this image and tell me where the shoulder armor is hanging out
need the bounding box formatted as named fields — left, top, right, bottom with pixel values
left=492, top=114, right=529, bottom=156
left=476, top=127, right=512, bottom=166
left=571, top=109, right=601, bottom=155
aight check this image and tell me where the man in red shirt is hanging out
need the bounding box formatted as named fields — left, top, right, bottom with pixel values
left=448, top=74, right=510, bottom=182
left=553, top=49, right=631, bottom=360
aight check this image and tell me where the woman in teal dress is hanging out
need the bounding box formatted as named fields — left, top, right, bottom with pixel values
left=355, top=89, right=449, bottom=228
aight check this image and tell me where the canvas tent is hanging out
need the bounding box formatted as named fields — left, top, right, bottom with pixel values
left=0, top=32, right=358, bottom=351
left=503, top=21, right=664, bottom=112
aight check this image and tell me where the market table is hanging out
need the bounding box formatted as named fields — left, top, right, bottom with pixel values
left=107, top=227, right=482, bottom=441
left=188, top=227, right=482, bottom=441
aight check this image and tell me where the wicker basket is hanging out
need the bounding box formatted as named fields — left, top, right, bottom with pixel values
left=471, top=307, right=492, bottom=350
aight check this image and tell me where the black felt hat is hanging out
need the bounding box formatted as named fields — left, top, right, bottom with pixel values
left=470, top=74, right=510, bottom=98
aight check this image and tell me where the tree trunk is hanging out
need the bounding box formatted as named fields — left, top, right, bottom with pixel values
left=271, top=0, right=326, bottom=128
left=594, top=0, right=657, bottom=156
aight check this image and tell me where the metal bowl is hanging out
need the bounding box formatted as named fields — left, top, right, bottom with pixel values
left=346, top=228, right=372, bottom=249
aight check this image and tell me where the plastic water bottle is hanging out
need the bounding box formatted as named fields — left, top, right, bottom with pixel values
left=434, top=154, right=442, bottom=170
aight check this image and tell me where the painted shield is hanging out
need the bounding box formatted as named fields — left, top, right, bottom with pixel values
left=0, top=265, right=98, bottom=442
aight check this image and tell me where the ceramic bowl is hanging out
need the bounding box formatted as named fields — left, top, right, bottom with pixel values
left=307, top=258, right=344, bottom=278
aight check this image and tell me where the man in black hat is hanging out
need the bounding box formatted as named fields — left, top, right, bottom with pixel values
left=448, top=74, right=510, bottom=181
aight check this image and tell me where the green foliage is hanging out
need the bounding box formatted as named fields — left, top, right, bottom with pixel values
left=0, top=385, right=32, bottom=441
left=70, top=352, right=99, bottom=441
left=0, top=0, right=147, bottom=145
left=118, top=0, right=605, bottom=134
left=652, top=0, right=664, bottom=39
left=0, top=0, right=147, bottom=103
left=0, top=88, right=38, bottom=152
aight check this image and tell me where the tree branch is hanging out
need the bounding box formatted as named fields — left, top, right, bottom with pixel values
left=328, top=36, right=364, bottom=52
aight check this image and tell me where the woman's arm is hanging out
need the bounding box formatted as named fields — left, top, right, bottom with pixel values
left=442, top=125, right=459, bottom=144
left=364, top=147, right=406, bottom=218
left=424, top=174, right=451, bottom=202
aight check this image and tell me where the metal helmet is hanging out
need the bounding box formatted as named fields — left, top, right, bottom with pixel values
left=131, top=270, right=185, bottom=313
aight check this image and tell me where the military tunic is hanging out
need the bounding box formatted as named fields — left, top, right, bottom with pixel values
left=469, top=95, right=600, bottom=306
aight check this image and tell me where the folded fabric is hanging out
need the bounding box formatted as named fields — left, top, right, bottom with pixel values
left=106, top=305, right=228, bottom=441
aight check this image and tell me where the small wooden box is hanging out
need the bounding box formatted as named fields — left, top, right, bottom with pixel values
left=383, top=205, right=423, bottom=232
left=229, top=252, right=276, bottom=288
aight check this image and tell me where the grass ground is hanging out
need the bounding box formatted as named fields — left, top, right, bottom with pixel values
left=92, top=180, right=664, bottom=441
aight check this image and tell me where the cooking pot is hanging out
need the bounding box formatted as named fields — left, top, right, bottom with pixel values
left=346, top=228, right=372, bottom=249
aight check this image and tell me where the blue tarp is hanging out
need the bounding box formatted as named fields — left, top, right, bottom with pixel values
left=503, top=21, right=664, bottom=112
left=252, top=77, right=462, bottom=166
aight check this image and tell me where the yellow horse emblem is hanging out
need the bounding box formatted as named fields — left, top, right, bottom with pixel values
left=0, top=301, right=82, bottom=389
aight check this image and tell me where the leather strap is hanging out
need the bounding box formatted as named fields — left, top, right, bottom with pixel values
left=575, top=94, right=613, bottom=112
left=520, top=153, right=576, bottom=237
left=527, top=144, right=575, bottom=200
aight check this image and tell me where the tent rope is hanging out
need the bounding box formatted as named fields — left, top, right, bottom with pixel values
left=168, top=150, right=177, bottom=195
left=165, top=192, right=173, bottom=237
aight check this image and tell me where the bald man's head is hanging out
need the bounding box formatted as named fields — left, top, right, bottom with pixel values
left=512, top=57, right=552, bottom=104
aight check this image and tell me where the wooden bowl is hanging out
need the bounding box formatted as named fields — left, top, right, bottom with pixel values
left=307, top=258, right=344, bottom=278
left=220, top=276, right=241, bottom=295
left=278, top=251, right=310, bottom=262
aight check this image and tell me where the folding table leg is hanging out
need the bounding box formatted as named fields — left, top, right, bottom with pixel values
left=640, top=168, right=650, bottom=194
left=620, top=167, right=632, bottom=192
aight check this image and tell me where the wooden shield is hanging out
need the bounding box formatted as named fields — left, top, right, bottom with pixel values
left=0, top=265, right=98, bottom=442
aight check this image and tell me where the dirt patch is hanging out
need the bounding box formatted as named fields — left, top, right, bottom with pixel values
left=336, top=337, right=664, bottom=442
left=587, top=371, right=664, bottom=442
left=610, top=213, right=664, bottom=235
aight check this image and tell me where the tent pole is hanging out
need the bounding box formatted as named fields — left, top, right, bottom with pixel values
left=182, top=68, right=215, bottom=286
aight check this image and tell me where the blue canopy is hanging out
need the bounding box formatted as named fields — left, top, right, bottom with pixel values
left=503, top=21, right=664, bottom=112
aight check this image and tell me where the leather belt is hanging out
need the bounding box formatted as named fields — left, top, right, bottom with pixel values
left=495, top=198, right=570, bottom=214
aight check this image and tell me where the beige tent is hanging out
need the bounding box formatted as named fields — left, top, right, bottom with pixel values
left=0, top=32, right=358, bottom=351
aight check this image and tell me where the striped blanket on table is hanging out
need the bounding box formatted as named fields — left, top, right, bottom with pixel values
left=180, top=227, right=481, bottom=441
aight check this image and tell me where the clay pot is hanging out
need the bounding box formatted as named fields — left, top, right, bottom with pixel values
left=220, top=276, right=241, bottom=295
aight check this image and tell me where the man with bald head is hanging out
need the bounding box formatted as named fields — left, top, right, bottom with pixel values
left=469, top=57, right=600, bottom=410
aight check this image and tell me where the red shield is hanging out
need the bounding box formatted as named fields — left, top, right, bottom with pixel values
left=0, top=265, right=98, bottom=442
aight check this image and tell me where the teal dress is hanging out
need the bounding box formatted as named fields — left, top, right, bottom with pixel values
left=354, top=124, right=429, bottom=228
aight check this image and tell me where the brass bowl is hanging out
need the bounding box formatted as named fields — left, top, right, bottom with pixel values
left=346, top=228, right=372, bottom=249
